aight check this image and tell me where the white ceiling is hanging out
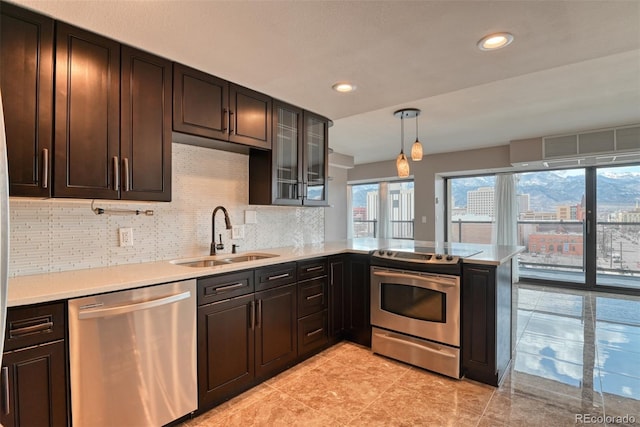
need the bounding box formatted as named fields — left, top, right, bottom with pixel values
left=11, top=0, right=640, bottom=165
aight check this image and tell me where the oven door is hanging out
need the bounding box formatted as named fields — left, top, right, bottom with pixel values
left=370, top=267, right=460, bottom=347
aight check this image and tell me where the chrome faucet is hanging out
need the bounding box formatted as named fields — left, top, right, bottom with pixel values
left=211, top=206, right=232, bottom=255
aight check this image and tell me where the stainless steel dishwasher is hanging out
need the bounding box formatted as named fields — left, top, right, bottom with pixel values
left=68, top=279, right=197, bottom=426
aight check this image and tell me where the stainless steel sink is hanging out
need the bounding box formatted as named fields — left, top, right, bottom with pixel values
left=171, top=253, right=279, bottom=268
left=220, top=254, right=277, bottom=263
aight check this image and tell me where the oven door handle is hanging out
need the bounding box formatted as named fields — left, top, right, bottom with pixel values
left=372, top=271, right=457, bottom=287
left=374, top=332, right=456, bottom=358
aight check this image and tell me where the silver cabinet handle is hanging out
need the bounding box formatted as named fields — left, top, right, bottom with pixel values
left=306, top=328, right=323, bottom=337
left=2, top=367, right=9, bottom=415
left=256, top=299, right=262, bottom=328
left=268, top=273, right=290, bottom=281
left=229, top=110, right=235, bottom=134
left=123, top=157, right=130, bottom=192
left=374, top=332, right=456, bottom=358
left=41, top=148, right=49, bottom=189
left=250, top=300, right=255, bottom=330
left=10, top=321, right=54, bottom=338
left=78, top=291, right=191, bottom=320
left=222, top=108, right=228, bottom=132
left=306, top=292, right=323, bottom=301
left=306, top=266, right=324, bottom=272
left=372, top=270, right=457, bottom=287
left=113, top=156, right=119, bottom=191
left=216, top=282, right=245, bottom=292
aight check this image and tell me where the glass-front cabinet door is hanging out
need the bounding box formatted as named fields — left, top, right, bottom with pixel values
left=273, top=101, right=303, bottom=204
left=303, top=111, right=328, bottom=205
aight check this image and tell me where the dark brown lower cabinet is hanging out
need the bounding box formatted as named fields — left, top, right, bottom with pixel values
left=298, top=310, right=329, bottom=356
left=328, top=256, right=345, bottom=342
left=343, top=254, right=371, bottom=347
left=1, top=301, right=68, bottom=427
left=1, top=341, right=67, bottom=427
left=197, top=280, right=297, bottom=410
left=462, top=261, right=513, bottom=386
left=197, top=293, right=255, bottom=408
left=254, top=284, right=297, bottom=379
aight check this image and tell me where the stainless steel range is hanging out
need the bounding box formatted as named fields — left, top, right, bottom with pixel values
left=369, top=245, right=481, bottom=378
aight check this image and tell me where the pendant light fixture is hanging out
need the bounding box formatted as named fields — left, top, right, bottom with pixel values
left=394, top=108, right=422, bottom=177
left=395, top=110, right=410, bottom=177
left=411, top=109, right=423, bottom=161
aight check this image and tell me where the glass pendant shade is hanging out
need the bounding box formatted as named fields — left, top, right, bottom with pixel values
left=411, top=139, right=423, bottom=161
left=396, top=152, right=410, bottom=177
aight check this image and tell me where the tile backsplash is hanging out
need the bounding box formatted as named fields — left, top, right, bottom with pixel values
left=9, top=143, right=325, bottom=277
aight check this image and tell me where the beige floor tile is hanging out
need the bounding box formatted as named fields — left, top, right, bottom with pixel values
left=398, top=367, right=496, bottom=415
left=347, top=385, right=482, bottom=427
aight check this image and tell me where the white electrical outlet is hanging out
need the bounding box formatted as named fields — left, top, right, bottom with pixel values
left=232, top=225, right=245, bottom=239
left=119, top=227, right=134, bottom=247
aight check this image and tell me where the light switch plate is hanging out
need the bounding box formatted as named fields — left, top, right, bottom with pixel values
left=232, top=225, right=245, bottom=239
left=245, top=210, right=257, bottom=224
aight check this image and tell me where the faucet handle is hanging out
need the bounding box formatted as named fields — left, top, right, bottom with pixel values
left=216, top=233, right=224, bottom=251
left=232, top=244, right=239, bottom=254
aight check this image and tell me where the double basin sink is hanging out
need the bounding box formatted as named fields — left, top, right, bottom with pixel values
left=170, top=253, right=279, bottom=268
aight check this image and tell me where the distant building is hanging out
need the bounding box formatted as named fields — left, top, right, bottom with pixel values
left=517, top=194, right=530, bottom=213
left=520, top=211, right=557, bottom=220
left=467, top=187, right=494, bottom=217
left=616, top=208, right=640, bottom=223
left=528, top=233, right=583, bottom=256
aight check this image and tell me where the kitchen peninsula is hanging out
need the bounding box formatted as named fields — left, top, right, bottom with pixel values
left=6, top=239, right=522, bottom=424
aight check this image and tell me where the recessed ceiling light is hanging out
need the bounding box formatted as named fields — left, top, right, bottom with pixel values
left=477, top=32, right=514, bottom=51
left=332, top=82, right=356, bottom=93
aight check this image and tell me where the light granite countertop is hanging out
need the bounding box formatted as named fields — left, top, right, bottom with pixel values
left=8, top=239, right=523, bottom=307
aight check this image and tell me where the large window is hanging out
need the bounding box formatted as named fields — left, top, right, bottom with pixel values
left=448, top=175, right=495, bottom=244
left=350, top=181, right=414, bottom=239
left=446, top=164, right=640, bottom=291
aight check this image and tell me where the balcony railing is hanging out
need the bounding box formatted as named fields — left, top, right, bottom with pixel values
left=353, top=219, right=414, bottom=239
left=450, top=219, right=640, bottom=288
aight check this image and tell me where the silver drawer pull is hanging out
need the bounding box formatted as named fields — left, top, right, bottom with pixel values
left=305, top=266, right=324, bottom=272
left=305, top=293, right=324, bottom=301
left=268, top=273, right=290, bottom=281
left=306, top=328, right=324, bottom=337
left=10, top=321, right=54, bottom=338
left=41, top=148, right=49, bottom=189
left=2, top=367, right=9, bottom=415
left=215, top=282, right=245, bottom=292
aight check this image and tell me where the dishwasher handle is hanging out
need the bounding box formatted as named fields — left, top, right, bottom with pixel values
left=78, top=291, right=191, bottom=320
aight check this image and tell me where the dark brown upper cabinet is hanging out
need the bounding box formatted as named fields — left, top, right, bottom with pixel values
left=249, top=100, right=329, bottom=206
left=173, top=63, right=272, bottom=150
left=0, top=3, right=54, bottom=197
left=54, top=23, right=171, bottom=201
left=54, top=22, right=121, bottom=199
left=120, top=46, right=172, bottom=201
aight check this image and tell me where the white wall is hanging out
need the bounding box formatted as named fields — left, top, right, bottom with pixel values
left=324, top=165, right=348, bottom=241
left=9, top=143, right=325, bottom=277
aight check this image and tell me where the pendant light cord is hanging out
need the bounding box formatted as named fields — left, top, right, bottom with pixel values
left=400, top=114, right=405, bottom=154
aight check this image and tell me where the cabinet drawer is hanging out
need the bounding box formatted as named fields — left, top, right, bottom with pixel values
left=255, top=262, right=296, bottom=292
left=297, top=277, right=327, bottom=318
left=4, top=302, right=65, bottom=351
left=198, top=270, right=254, bottom=306
left=297, top=310, right=328, bottom=356
left=297, top=258, right=327, bottom=281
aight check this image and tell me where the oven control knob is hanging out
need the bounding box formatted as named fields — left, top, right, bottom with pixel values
left=435, top=254, right=443, bottom=260
left=386, top=251, right=393, bottom=256
left=446, top=255, right=454, bottom=261
left=378, top=250, right=384, bottom=256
